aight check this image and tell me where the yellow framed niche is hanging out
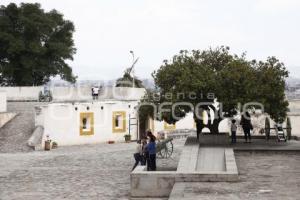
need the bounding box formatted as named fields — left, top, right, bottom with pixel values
left=112, top=111, right=126, bottom=133
left=80, top=112, right=94, bottom=136
left=164, top=121, right=176, bottom=130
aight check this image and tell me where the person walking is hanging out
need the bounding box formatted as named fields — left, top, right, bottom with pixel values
left=240, top=111, right=253, bottom=143
left=132, top=140, right=142, bottom=171
left=231, top=119, right=237, bottom=144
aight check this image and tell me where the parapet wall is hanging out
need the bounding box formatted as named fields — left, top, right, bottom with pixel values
left=0, top=86, right=146, bottom=102
left=0, top=87, right=43, bottom=101
left=0, top=91, right=7, bottom=112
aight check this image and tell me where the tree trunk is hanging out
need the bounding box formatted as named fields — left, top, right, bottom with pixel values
left=195, top=104, right=222, bottom=139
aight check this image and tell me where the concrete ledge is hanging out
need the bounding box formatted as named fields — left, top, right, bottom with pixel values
left=131, top=149, right=239, bottom=198
left=168, top=182, right=185, bottom=200
left=131, top=170, right=239, bottom=198
left=27, top=125, right=44, bottom=150
left=130, top=136, right=239, bottom=198
left=131, top=166, right=176, bottom=198
left=199, top=133, right=229, bottom=145
left=177, top=137, right=199, bottom=172
left=225, top=148, right=238, bottom=174
left=0, top=112, right=17, bottom=128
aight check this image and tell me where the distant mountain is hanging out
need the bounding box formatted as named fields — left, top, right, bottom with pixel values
left=286, top=77, right=300, bottom=87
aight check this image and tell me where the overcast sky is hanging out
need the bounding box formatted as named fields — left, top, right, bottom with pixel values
left=2, top=0, right=300, bottom=80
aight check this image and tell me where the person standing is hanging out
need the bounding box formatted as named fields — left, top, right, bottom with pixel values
left=240, top=111, right=253, bottom=143
left=146, top=136, right=156, bottom=171
left=91, top=87, right=95, bottom=100
left=145, top=131, right=156, bottom=171
left=132, top=140, right=142, bottom=171
left=141, top=139, right=147, bottom=166
left=92, top=86, right=99, bottom=100
left=231, top=119, right=237, bottom=144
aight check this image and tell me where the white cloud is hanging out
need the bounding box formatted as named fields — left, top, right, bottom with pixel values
left=1, top=0, right=300, bottom=78
left=255, top=0, right=300, bottom=13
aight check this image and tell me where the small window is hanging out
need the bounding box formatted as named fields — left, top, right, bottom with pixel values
left=82, top=117, right=90, bottom=130
left=80, top=112, right=94, bottom=135
left=112, top=111, right=126, bottom=133
left=115, top=115, right=120, bottom=128
left=164, top=121, right=176, bottom=130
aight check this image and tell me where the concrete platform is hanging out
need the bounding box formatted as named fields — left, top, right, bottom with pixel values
left=196, top=148, right=225, bottom=171
left=232, top=139, right=300, bottom=151
left=130, top=136, right=239, bottom=198
left=169, top=151, right=300, bottom=200
left=198, top=137, right=300, bottom=151
left=198, top=133, right=229, bottom=145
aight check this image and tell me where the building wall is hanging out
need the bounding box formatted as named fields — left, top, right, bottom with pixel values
left=36, top=101, right=139, bottom=146
left=0, top=91, right=7, bottom=112
left=287, top=115, right=300, bottom=136
left=151, top=113, right=229, bottom=134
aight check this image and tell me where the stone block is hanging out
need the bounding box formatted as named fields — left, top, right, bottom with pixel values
left=199, top=132, right=229, bottom=145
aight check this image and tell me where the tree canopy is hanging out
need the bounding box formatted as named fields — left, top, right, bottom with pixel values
left=139, top=46, right=289, bottom=135
left=0, top=3, right=76, bottom=86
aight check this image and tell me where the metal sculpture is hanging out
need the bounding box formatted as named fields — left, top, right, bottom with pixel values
left=156, top=138, right=174, bottom=159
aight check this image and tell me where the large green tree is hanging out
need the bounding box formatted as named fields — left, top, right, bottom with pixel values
left=139, top=46, right=289, bottom=137
left=0, top=3, right=76, bottom=86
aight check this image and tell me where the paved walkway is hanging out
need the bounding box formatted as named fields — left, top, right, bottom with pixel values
left=0, top=102, right=47, bottom=153
left=170, top=151, right=300, bottom=200
left=0, top=139, right=185, bottom=200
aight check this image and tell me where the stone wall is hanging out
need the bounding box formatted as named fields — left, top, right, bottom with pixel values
left=0, top=86, right=146, bottom=102
left=0, top=87, right=43, bottom=101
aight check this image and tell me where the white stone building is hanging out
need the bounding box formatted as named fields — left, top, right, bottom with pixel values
left=35, top=87, right=145, bottom=146
left=32, top=86, right=300, bottom=147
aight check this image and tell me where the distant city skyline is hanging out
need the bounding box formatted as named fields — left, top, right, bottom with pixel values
left=2, top=0, right=300, bottom=79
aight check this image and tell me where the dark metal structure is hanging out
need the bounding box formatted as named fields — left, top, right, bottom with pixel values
left=156, top=138, right=174, bottom=159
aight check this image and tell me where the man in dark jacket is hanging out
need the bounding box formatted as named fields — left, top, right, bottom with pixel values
left=240, top=111, right=253, bottom=143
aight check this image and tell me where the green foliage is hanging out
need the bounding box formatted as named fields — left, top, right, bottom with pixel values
left=0, top=3, right=76, bottom=86
left=141, top=46, right=289, bottom=128
left=115, top=68, right=144, bottom=88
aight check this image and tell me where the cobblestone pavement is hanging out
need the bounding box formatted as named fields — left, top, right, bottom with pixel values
left=0, top=139, right=185, bottom=200
left=0, top=102, right=48, bottom=153
left=172, top=151, right=300, bottom=200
